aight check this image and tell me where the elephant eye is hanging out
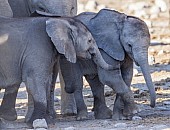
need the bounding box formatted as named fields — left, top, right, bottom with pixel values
left=88, top=39, right=92, bottom=43
left=128, top=44, right=132, bottom=48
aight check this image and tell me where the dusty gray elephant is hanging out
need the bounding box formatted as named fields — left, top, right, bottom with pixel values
left=0, top=0, right=78, bottom=121
left=60, top=9, right=156, bottom=120
left=0, top=0, right=13, bottom=17
left=60, top=56, right=112, bottom=120
left=8, top=0, right=77, bottom=17
left=0, top=16, right=112, bottom=124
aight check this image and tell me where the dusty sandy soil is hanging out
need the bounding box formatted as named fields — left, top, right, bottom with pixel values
left=0, top=0, right=170, bottom=129
left=0, top=44, right=170, bottom=130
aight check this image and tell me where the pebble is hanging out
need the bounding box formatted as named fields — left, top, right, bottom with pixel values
left=155, top=0, right=167, bottom=12
left=132, top=116, right=143, bottom=120
left=33, top=119, right=48, bottom=129
left=163, top=100, right=170, bottom=105
left=64, top=127, right=76, bottom=130
left=114, top=123, right=127, bottom=128
left=158, top=50, right=165, bottom=55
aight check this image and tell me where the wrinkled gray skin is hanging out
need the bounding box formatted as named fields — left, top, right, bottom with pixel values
left=60, top=56, right=112, bottom=120
left=0, top=16, right=112, bottom=124
left=0, top=0, right=78, bottom=122
left=8, top=0, right=77, bottom=17
left=61, top=9, right=156, bottom=120
left=0, top=0, right=13, bottom=17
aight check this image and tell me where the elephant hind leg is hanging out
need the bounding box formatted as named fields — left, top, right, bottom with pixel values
left=25, top=75, right=54, bottom=125
left=0, top=85, right=20, bottom=121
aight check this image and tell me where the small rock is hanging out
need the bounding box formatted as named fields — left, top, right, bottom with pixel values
left=132, top=116, right=142, bottom=120
left=33, top=119, right=48, bottom=129
left=54, top=96, right=59, bottom=102
left=114, top=123, right=127, bottom=128
left=155, top=0, right=167, bottom=12
left=158, top=50, right=165, bottom=55
left=163, top=100, right=170, bottom=105
left=64, top=127, right=75, bottom=130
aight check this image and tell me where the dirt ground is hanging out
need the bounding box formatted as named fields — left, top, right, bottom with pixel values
left=1, top=0, right=170, bottom=130
left=0, top=42, right=170, bottom=130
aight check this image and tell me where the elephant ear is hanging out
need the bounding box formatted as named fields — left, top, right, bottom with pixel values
left=46, top=18, right=77, bottom=63
left=89, top=9, right=126, bottom=61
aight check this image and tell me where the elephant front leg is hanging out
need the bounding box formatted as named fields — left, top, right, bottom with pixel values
left=0, top=85, right=19, bottom=121
left=98, top=67, right=136, bottom=120
left=60, top=71, right=77, bottom=115
left=73, top=77, right=87, bottom=121
left=85, top=75, right=112, bottom=119
left=113, top=58, right=139, bottom=120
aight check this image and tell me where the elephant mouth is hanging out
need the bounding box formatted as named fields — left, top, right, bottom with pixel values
left=77, top=51, right=92, bottom=59
left=35, top=10, right=60, bottom=17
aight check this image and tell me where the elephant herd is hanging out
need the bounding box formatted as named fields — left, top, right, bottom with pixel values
left=0, top=0, right=156, bottom=127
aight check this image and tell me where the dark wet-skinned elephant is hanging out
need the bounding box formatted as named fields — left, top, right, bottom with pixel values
left=0, top=16, right=112, bottom=125
left=60, top=9, right=156, bottom=120
left=0, top=0, right=78, bottom=122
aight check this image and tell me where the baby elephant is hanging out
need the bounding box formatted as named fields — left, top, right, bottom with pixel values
left=0, top=16, right=112, bottom=125
left=60, top=9, right=156, bottom=120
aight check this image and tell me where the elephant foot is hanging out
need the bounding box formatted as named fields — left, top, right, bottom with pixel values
left=121, top=92, right=139, bottom=120
left=123, top=103, right=139, bottom=120
left=0, top=107, right=17, bottom=121
left=26, top=114, right=55, bottom=127
left=62, top=109, right=77, bottom=116
left=61, top=102, right=77, bottom=116
left=47, top=109, right=57, bottom=119
left=76, top=110, right=88, bottom=121
left=94, top=105, right=112, bottom=119
left=112, top=111, right=127, bottom=120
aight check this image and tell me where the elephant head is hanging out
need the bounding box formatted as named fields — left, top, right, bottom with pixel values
left=120, top=16, right=156, bottom=107
left=46, top=18, right=113, bottom=70
left=76, top=9, right=156, bottom=107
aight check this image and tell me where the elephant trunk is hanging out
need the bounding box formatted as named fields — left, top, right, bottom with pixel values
left=89, top=46, right=115, bottom=70
left=134, top=50, right=156, bottom=107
